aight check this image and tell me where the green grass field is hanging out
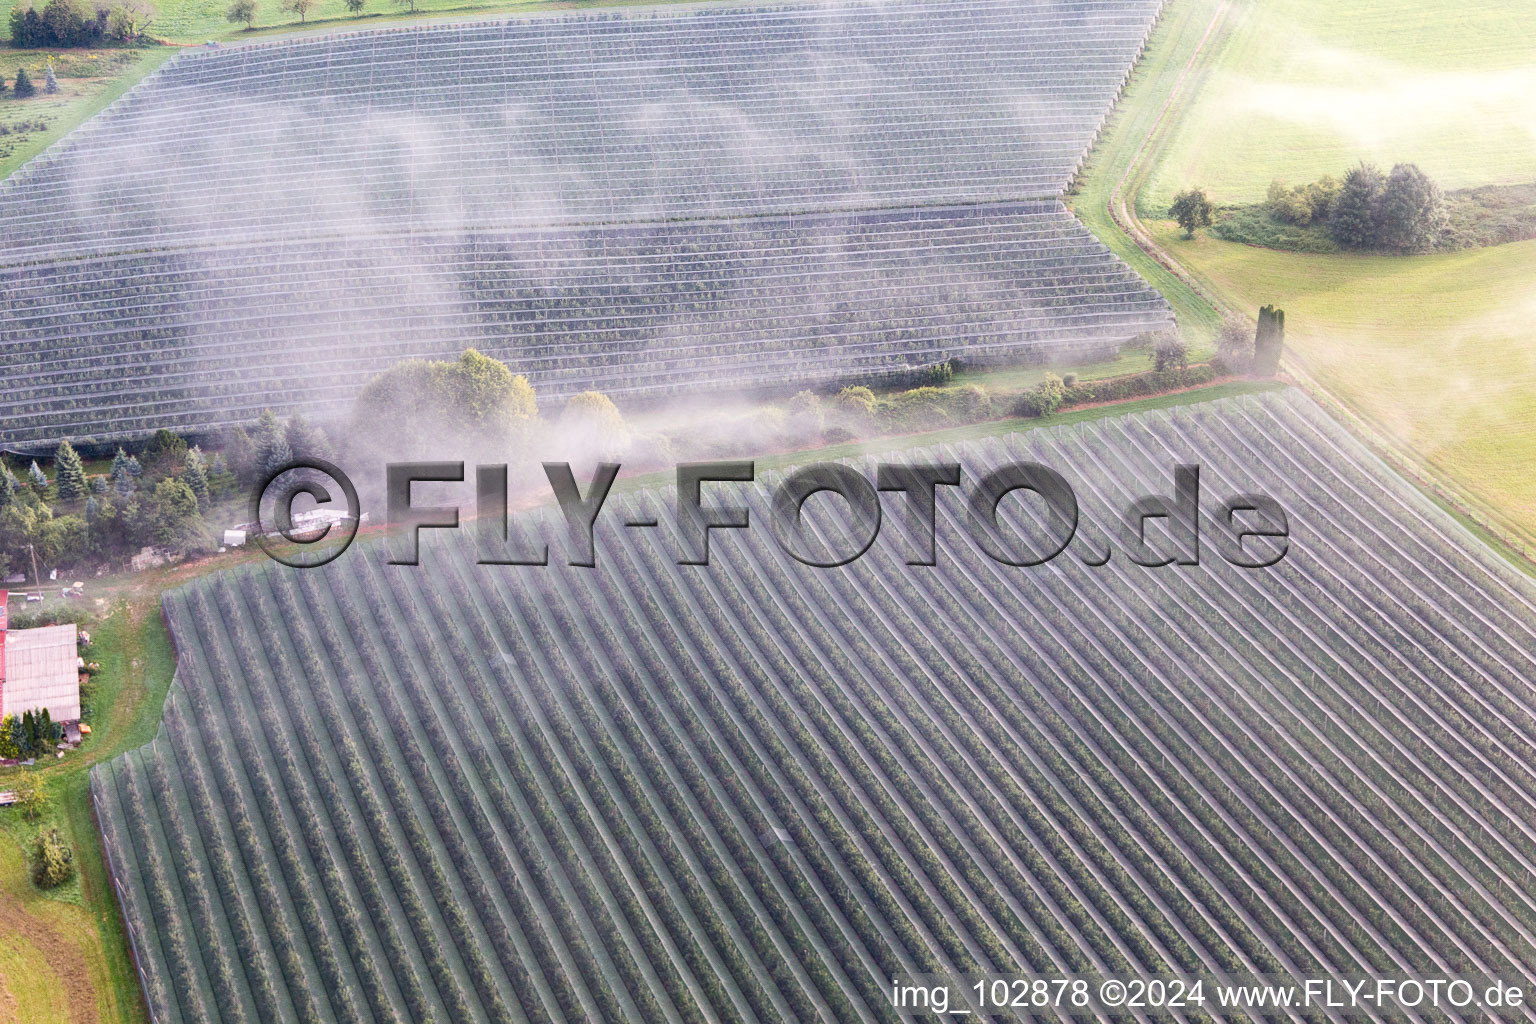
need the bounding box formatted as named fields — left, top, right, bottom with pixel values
left=0, top=0, right=696, bottom=49
left=1113, top=0, right=1536, bottom=541
left=1143, top=0, right=1536, bottom=210
left=0, top=48, right=170, bottom=182
left=1152, top=223, right=1536, bottom=536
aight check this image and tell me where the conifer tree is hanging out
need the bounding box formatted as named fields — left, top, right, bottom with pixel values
left=1329, top=163, right=1384, bottom=249
left=254, top=409, right=292, bottom=478
left=54, top=440, right=86, bottom=501
left=1253, top=305, right=1285, bottom=377
left=110, top=448, right=134, bottom=496
left=184, top=447, right=211, bottom=510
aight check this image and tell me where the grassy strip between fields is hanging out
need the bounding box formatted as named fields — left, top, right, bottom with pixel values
left=0, top=602, right=174, bottom=1024
left=615, top=379, right=1284, bottom=494
left=1066, top=0, right=1227, bottom=349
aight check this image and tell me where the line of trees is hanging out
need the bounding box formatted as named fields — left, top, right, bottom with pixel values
left=8, top=0, right=153, bottom=47
left=1, top=64, right=58, bottom=97
left=0, top=707, right=63, bottom=760
left=225, top=0, right=411, bottom=31
left=0, top=409, right=334, bottom=578
left=1271, top=162, right=1447, bottom=252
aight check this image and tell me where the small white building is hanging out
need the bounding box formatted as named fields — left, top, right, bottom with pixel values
left=223, top=529, right=248, bottom=547
left=0, top=593, right=80, bottom=723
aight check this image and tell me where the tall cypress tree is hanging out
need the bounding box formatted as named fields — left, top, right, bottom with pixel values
left=1253, top=305, right=1285, bottom=377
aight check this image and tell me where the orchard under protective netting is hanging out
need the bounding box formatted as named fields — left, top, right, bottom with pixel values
left=0, top=0, right=1171, bottom=443
left=95, top=391, right=1536, bottom=1024
left=1, top=203, right=1169, bottom=440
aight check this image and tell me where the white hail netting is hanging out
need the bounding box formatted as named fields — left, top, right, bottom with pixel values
left=0, top=0, right=1170, bottom=443
left=94, top=391, right=1536, bottom=1024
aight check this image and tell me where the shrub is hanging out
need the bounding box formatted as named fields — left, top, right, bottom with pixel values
left=1213, top=317, right=1255, bottom=375
left=1011, top=374, right=1065, bottom=418
left=880, top=387, right=949, bottom=428
left=786, top=390, right=823, bottom=431
left=1149, top=331, right=1188, bottom=373
left=1061, top=365, right=1217, bottom=407
left=1267, top=180, right=1314, bottom=226
left=831, top=385, right=876, bottom=418
left=12, top=68, right=35, bottom=100
left=13, top=775, right=46, bottom=822
left=916, top=360, right=954, bottom=387
left=821, top=426, right=856, bottom=444
left=33, top=828, right=73, bottom=889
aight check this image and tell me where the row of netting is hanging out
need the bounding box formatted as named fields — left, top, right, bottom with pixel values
left=1, top=202, right=1171, bottom=443
left=91, top=390, right=1536, bottom=1024
left=0, top=0, right=1164, bottom=263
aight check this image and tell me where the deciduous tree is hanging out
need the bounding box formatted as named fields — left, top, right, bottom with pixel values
left=142, top=428, right=187, bottom=475
left=1214, top=317, right=1255, bottom=375
left=13, top=775, right=46, bottom=822
left=151, top=478, right=204, bottom=552
left=226, top=0, right=256, bottom=28
left=1169, top=188, right=1213, bottom=239
left=1375, top=163, right=1447, bottom=252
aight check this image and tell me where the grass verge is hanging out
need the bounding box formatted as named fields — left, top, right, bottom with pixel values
left=0, top=602, right=175, bottom=1024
